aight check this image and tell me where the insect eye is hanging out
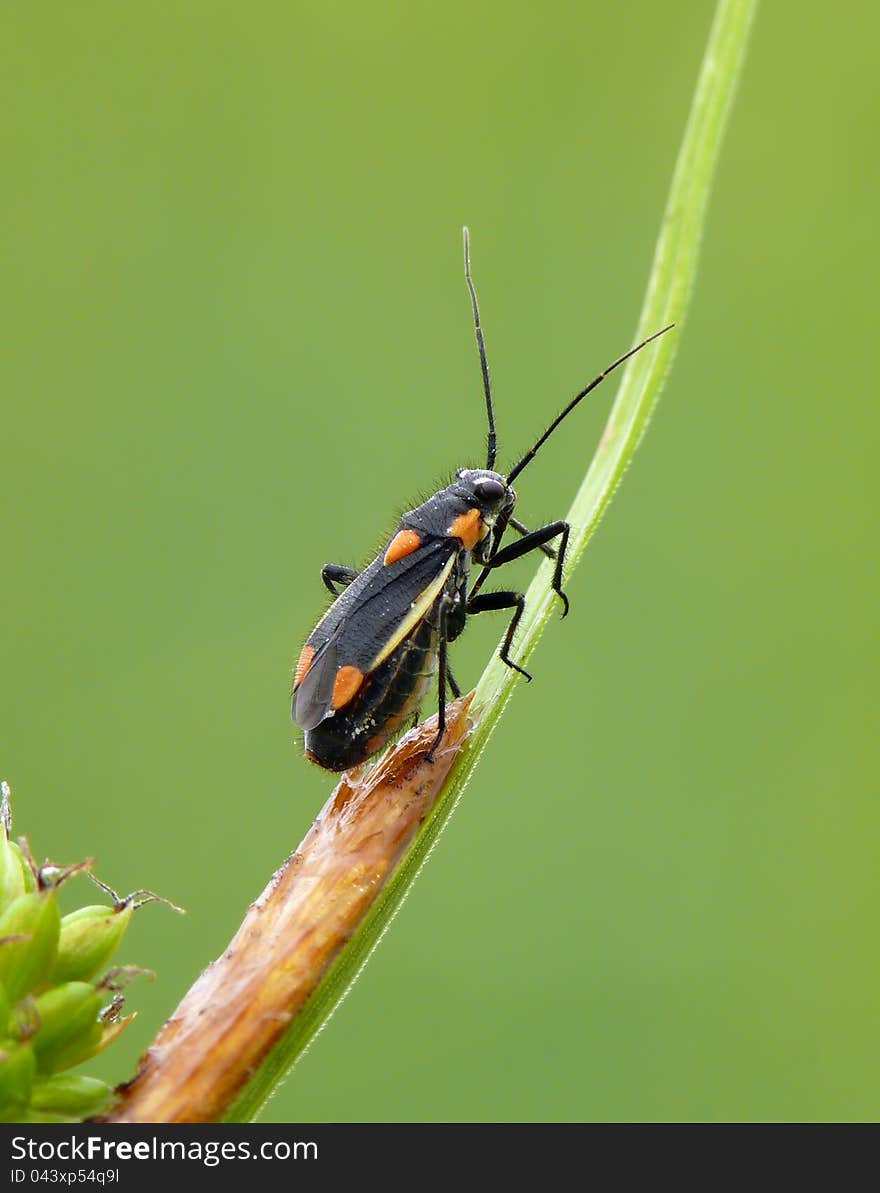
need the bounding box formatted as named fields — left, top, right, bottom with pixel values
left=474, top=478, right=506, bottom=503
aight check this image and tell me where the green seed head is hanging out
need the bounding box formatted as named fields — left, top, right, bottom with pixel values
left=0, top=784, right=174, bottom=1120
left=30, top=982, right=104, bottom=1074
left=30, top=1073, right=113, bottom=1119
left=0, top=832, right=35, bottom=912
left=0, top=891, right=61, bottom=1004
left=51, top=902, right=133, bottom=984
left=0, top=1039, right=36, bottom=1118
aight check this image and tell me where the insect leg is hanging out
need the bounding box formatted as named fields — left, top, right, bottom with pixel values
left=410, top=661, right=459, bottom=734
left=427, top=593, right=455, bottom=761
left=467, top=589, right=532, bottom=681
left=478, top=520, right=570, bottom=617
left=321, top=564, right=360, bottom=596
left=509, top=516, right=556, bottom=559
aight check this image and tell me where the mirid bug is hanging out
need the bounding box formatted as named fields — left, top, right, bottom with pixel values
left=292, top=230, right=672, bottom=771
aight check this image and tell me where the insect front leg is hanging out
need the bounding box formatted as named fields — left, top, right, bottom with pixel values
left=321, top=563, right=360, bottom=596
left=479, top=520, right=571, bottom=617
left=509, top=516, right=556, bottom=559
left=467, top=589, right=531, bottom=682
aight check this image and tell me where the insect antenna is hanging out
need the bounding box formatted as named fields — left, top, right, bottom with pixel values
left=463, top=226, right=497, bottom=471
left=506, top=323, right=675, bottom=485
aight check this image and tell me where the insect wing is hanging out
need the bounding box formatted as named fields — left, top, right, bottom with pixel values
left=293, top=633, right=340, bottom=731
left=293, top=536, right=457, bottom=731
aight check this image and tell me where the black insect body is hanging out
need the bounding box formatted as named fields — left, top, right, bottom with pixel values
left=292, top=231, right=671, bottom=771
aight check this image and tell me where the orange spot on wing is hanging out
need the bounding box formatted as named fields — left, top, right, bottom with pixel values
left=332, top=665, right=364, bottom=710
left=384, top=528, right=422, bottom=565
left=293, top=644, right=315, bottom=689
left=448, top=507, right=487, bottom=550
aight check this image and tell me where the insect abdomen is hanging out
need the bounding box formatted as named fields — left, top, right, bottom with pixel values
left=304, top=617, right=438, bottom=771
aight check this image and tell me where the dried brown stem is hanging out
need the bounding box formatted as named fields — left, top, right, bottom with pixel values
left=104, top=695, right=474, bottom=1123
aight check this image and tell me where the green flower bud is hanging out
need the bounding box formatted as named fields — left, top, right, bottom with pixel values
left=30, top=982, right=103, bottom=1074
left=9, top=842, right=36, bottom=896
left=50, top=1024, right=107, bottom=1076
left=0, top=789, right=36, bottom=908
left=50, top=902, right=133, bottom=984
left=0, top=831, right=34, bottom=912
left=0, top=1039, right=36, bottom=1119
left=0, top=891, right=60, bottom=1003
left=31, top=1073, right=112, bottom=1118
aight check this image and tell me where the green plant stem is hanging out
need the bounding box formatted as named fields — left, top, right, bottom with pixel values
left=228, top=0, right=758, bottom=1122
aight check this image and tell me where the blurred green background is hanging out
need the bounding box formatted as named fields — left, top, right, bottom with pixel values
left=2, top=2, right=877, bottom=1122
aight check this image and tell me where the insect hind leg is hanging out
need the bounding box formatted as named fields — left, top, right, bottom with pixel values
left=426, top=593, right=457, bottom=762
